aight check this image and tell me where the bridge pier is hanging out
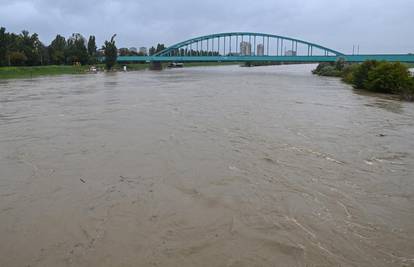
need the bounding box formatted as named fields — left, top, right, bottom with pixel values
left=149, top=61, right=163, bottom=70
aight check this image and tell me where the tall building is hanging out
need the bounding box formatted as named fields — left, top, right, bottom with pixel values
left=240, top=41, right=252, bottom=56
left=257, top=44, right=264, bottom=56
left=139, top=47, right=147, bottom=55
left=285, top=50, right=297, bottom=56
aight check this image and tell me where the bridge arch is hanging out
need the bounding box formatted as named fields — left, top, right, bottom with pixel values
left=154, top=32, right=344, bottom=57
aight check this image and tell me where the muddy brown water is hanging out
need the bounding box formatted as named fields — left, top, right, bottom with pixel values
left=1, top=64, right=413, bottom=267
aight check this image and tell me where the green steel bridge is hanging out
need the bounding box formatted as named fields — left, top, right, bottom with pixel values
left=117, top=32, right=414, bottom=63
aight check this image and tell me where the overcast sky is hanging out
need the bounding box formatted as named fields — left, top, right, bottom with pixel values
left=1, top=0, right=413, bottom=54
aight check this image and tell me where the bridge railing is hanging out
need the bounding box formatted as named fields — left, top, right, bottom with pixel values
left=116, top=54, right=414, bottom=63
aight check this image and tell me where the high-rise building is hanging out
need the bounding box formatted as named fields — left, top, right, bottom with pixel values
left=257, top=44, right=264, bottom=56
left=240, top=42, right=252, bottom=56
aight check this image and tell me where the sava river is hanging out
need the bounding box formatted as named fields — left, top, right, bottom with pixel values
left=1, top=64, right=413, bottom=267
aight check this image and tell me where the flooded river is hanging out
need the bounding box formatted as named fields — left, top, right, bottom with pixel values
left=1, top=64, right=413, bottom=266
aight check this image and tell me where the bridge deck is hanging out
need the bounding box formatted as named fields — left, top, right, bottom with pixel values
left=117, top=54, right=414, bottom=63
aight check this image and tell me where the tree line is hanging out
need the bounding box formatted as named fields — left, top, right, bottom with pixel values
left=1, top=27, right=97, bottom=66
left=0, top=27, right=167, bottom=69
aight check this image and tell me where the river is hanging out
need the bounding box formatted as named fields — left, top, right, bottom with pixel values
left=1, top=64, right=413, bottom=266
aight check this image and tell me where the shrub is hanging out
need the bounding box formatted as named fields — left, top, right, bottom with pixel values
left=312, top=62, right=342, bottom=77
left=341, top=64, right=359, bottom=84
left=313, top=59, right=414, bottom=101
left=319, top=65, right=342, bottom=77
left=335, top=57, right=346, bottom=71
left=351, top=60, right=378, bottom=89
left=365, top=62, right=412, bottom=94
left=312, top=62, right=332, bottom=75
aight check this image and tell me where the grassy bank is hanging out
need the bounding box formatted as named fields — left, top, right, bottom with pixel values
left=313, top=60, right=414, bottom=101
left=0, top=65, right=92, bottom=79
left=0, top=62, right=239, bottom=79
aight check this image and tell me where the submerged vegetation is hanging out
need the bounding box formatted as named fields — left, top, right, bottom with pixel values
left=313, top=59, right=414, bottom=101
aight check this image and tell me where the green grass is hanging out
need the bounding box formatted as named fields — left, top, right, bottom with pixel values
left=0, top=65, right=90, bottom=79
left=0, top=62, right=240, bottom=79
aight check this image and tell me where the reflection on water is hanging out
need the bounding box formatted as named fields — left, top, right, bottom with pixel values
left=1, top=64, right=414, bottom=267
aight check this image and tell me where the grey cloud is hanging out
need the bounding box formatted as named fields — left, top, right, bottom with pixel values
left=0, top=0, right=413, bottom=53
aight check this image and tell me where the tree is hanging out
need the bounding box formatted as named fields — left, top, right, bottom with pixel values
left=5, top=33, right=20, bottom=66
left=49, top=34, right=66, bottom=65
left=9, top=51, right=27, bottom=65
left=155, top=43, right=165, bottom=53
left=17, top=30, right=42, bottom=66
left=118, top=48, right=130, bottom=56
left=38, top=43, right=50, bottom=65
left=103, top=34, right=117, bottom=70
left=87, top=35, right=97, bottom=64
left=130, top=49, right=139, bottom=56
left=0, top=28, right=43, bottom=66
left=149, top=46, right=156, bottom=56
left=0, top=27, right=8, bottom=66
left=66, top=33, right=88, bottom=65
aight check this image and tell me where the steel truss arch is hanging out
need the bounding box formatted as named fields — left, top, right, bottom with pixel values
left=154, top=32, right=344, bottom=57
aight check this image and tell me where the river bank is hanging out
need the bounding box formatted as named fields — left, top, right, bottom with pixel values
left=0, top=62, right=239, bottom=79
left=313, top=60, right=414, bottom=101
left=0, top=65, right=91, bottom=79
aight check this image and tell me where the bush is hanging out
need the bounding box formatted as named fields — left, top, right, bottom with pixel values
left=319, top=65, right=342, bottom=77
left=312, top=62, right=342, bottom=77
left=341, top=64, right=359, bottom=84
left=312, top=62, right=332, bottom=74
left=365, top=62, right=412, bottom=94
left=335, top=57, right=346, bottom=71
left=313, top=59, right=414, bottom=101
left=351, top=60, right=378, bottom=89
